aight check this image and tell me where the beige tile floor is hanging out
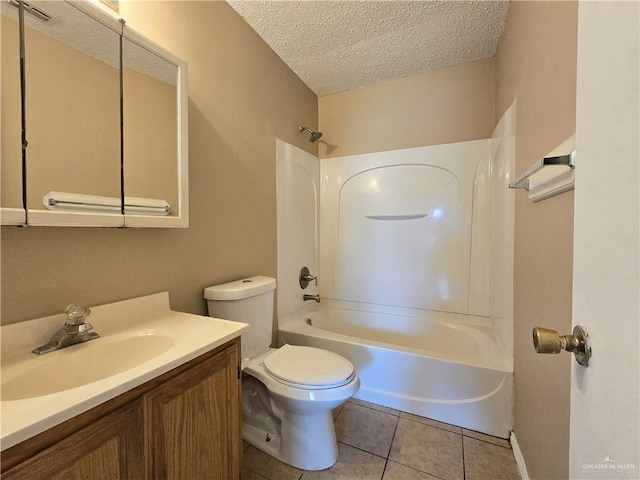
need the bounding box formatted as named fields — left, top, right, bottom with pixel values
left=242, top=398, right=521, bottom=480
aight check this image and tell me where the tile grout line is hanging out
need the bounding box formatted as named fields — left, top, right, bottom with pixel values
left=347, top=400, right=513, bottom=479
left=462, top=434, right=467, bottom=480
left=380, top=458, right=390, bottom=480
left=333, top=403, right=393, bottom=468
left=385, top=414, right=401, bottom=458
left=393, top=416, right=467, bottom=480
left=352, top=399, right=508, bottom=445
left=397, top=412, right=512, bottom=450
left=386, top=458, right=451, bottom=480
left=462, top=433, right=512, bottom=450
left=335, top=440, right=389, bottom=462
left=379, top=413, right=402, bottom=479
left=400, top=417, right=462, bottom=435
left=382, top=415, right=453, bottom=480
left=349, top=400, right=400, bottom=417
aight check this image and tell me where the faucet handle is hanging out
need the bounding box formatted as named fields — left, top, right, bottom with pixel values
left=64, top=322, right=95, bottom=335
left=65, top=304, right=91, bottom=326
left=299, top=266, right=318, bottom=289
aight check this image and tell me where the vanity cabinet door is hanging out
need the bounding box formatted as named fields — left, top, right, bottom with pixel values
left=144, top=341, right=242, bottom=480
left=2, top=399, right=144, bottom=480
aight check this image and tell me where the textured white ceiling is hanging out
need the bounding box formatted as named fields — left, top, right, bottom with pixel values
left=228, top=0, right=509, bottom=96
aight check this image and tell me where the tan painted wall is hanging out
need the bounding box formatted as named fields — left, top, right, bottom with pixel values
left=318, top=58, right=495, bottom=158
left=495, top=2, right=577, bottom=479
left=1, top=1, right=317, bottom=325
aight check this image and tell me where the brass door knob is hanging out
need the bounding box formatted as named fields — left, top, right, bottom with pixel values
left=532, top=325, right=591, bottom=366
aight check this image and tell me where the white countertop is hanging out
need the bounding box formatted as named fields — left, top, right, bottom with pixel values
left=0, top=292, right=248, bottom=450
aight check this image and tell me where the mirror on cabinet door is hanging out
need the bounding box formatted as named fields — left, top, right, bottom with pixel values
left=1, top=1, right=26, bottom=225
left=1, top=0, right=188, bottom=228
left=121, top=31, right=188, bottom=228
left=23, top=1, right=123, bottom=227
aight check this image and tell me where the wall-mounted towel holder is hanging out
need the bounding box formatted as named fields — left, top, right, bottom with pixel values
left=509, top=135, right=575, bottom=202
left=43, top=191, right=171, bottom=216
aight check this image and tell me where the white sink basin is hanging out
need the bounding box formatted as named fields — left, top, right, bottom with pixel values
left=0, top=292, right=249, bottom=451
left=1, top=333, right=174, bottom=401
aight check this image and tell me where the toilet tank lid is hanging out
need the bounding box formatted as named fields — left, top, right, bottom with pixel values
left=204, top=276, right=276, bottom=301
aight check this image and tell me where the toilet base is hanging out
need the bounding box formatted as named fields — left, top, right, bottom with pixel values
left=243, top=410, right=339, bottom=471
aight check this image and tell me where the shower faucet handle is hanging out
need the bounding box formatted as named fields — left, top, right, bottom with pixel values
left=299, top=266, right=317, bottom=289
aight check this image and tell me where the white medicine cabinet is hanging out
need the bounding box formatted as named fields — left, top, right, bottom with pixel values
left=0, top=0, right=188, bottom=227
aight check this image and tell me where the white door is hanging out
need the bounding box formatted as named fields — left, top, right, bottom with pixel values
left=570, top=2, right=639, bottom=478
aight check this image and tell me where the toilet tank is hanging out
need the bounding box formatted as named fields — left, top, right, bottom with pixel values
left=204, top=276, right=276, bottom=359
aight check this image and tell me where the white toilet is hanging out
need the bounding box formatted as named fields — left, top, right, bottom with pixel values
left=204, top=276, right=360, bottom=471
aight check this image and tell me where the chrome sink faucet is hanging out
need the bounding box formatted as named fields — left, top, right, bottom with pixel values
left=32, top=304, right=100, bottom=355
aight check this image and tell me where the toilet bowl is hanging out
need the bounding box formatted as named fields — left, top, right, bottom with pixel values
left=242, top=346, right=359, bottom=470
left=204, top=276, right=359, bottom=470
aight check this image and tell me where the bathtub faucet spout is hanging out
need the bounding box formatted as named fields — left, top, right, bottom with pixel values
left=303, top=294, right=321, bottom=303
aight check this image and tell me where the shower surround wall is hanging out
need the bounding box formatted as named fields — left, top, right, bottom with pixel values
left=276, top=118, right=515, bottom=435
left=318, top=128, right=514, bottom=364
left=319, top=140, right=491, bottom=318
left=276, top=140, right=320, bottom=321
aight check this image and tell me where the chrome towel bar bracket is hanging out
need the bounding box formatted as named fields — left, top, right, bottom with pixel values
left=509, top=151, right=576, bottom=191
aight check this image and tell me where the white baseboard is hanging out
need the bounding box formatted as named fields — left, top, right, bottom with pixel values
left=510, top=430, right=530, bottom=480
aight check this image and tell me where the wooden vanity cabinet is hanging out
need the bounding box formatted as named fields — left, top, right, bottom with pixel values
left=145, top=339, right=242, bottom=479
left=1, top=399, right=145, bottom=480
left=1, top=338, right=242, bottom=480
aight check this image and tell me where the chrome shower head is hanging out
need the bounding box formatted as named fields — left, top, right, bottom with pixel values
left=299, top=126, right=323, bottom=143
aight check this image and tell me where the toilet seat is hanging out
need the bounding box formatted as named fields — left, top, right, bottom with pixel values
left=262, top=344, right=354, bottom=390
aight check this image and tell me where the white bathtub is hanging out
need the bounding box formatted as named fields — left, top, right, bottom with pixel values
left=279, top=303, right=513, bottom=438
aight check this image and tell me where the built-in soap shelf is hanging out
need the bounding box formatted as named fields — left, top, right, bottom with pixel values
left=509, top=135, right=575, bottom=202
left=365, top=214, right=428, bottom=221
